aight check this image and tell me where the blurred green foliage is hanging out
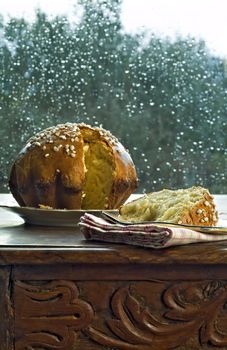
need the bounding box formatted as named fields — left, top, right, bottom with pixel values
left=0, top=0, right=227, bottom=193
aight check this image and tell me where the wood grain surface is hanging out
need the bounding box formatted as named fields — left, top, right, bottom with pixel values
left=0, top=266, right=13, bottom=349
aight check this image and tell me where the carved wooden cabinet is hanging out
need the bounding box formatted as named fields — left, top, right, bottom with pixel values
left=2, top=208, right=227, bottom=349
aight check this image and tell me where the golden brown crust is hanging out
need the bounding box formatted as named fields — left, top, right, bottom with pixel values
left=178, top=191, right=218, bottom=226
left=9, top=123, right=138, bottom=209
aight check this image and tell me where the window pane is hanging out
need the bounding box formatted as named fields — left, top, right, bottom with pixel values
left=0, top=0, right=226, bottom=193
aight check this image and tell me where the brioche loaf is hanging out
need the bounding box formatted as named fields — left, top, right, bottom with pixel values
left=119, top=186, right=218, bottom=226
left=9, top=123, right=138, bottom=209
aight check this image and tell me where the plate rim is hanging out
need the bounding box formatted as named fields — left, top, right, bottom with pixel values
left=0, top=205, right=118, bottom=227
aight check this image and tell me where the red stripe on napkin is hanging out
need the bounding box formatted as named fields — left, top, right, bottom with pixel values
left=79, top=213, right=227, bottom=249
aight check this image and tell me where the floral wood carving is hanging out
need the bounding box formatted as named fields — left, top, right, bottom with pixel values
left=85, top=281, right=227, bottom=349
left=14, top=280, right=94, bottom=350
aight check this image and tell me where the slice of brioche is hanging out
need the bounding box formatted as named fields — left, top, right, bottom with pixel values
left=119, top=186, right=218, bottom=226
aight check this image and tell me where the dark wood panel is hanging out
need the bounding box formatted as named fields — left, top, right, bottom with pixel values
left=0, top=266, right=14, bottom=349
left=13, top=263, right=227, bottom=281
left=14, top=278, right=227, bottom=350
left=2, top=240, right=227, bottom=265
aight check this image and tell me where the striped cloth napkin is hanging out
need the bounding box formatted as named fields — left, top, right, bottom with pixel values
left=79, top=213, right=227, bottom=249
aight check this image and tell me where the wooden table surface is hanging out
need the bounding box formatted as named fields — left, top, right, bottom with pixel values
left=1, top=193, right=227, bottom=350
left=1, top=193, right=227, bottom=266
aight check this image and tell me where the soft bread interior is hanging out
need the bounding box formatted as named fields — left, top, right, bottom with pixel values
left=81, top=140, right=115, bottom=209
left=119, top=187, right=217, bottom=225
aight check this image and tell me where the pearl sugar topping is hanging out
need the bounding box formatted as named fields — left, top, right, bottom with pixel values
left=27, top=122, right=124, bottom=159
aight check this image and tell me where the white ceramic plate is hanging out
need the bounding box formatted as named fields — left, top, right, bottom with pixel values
left=0, top=205, right=118, bottom=227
